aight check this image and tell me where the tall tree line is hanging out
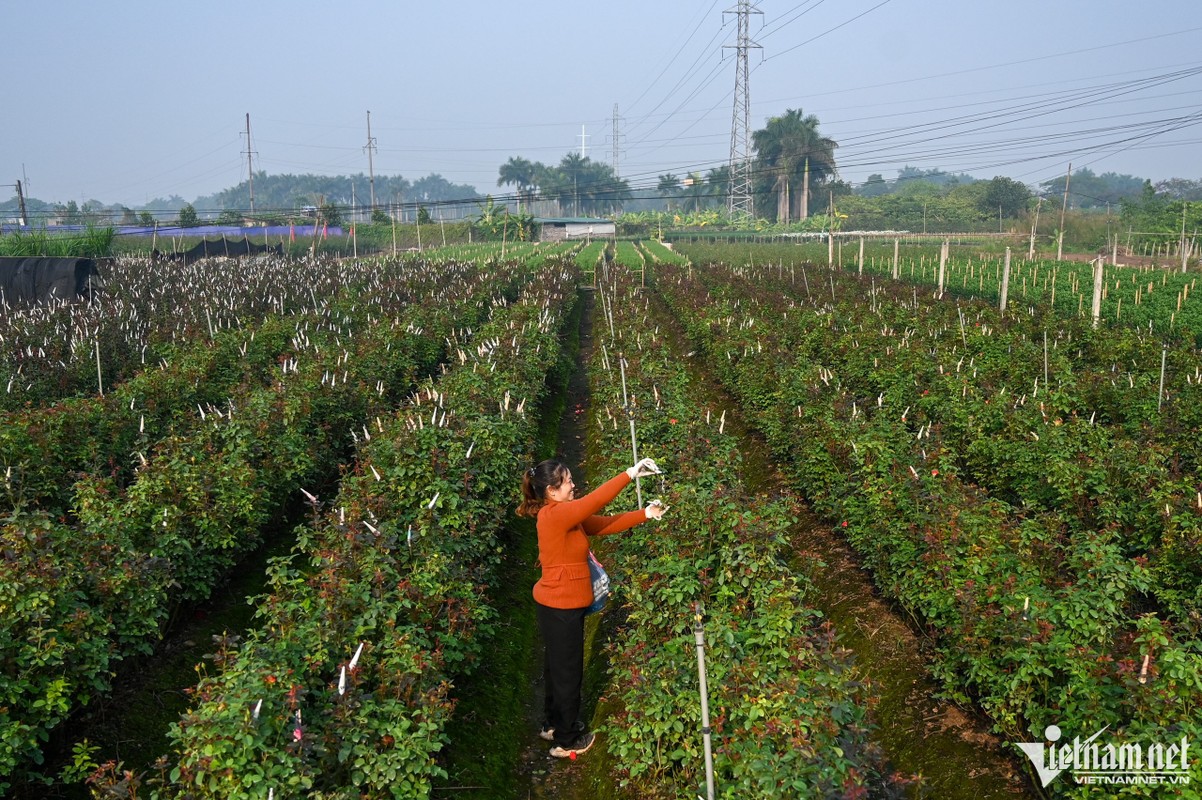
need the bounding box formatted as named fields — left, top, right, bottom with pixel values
left=496, top=154, right=630, bottom=216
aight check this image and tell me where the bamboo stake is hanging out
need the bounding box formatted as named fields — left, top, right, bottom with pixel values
left=95, top=339, right=103, bottom=397
left=619, top=354, right=642, bottom=505
left=693, top=604, right=717, bottom=800
left=1159, top=346, right=1167, bottom=412
left=1043, top=330, right=1048, bottom=387
left=1028, top=197, right=1042, bottom=260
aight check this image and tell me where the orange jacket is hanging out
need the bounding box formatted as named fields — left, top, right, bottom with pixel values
left=532, top=472, right=647, bottom=609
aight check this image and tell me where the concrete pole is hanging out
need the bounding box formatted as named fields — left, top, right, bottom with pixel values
left=938, top=238, right=948, bottom=298
left=1057, top=163, right=1072, bottom=261
left=1000, top=247, right=1012, bottom=312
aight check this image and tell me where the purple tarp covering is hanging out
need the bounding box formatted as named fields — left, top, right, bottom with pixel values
left=1, top=224, right=346, bottom=238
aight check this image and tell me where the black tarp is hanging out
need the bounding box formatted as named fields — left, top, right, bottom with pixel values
left=155, top=236, right=284, bottom=264
left=0, top=257, right=100, bottom=306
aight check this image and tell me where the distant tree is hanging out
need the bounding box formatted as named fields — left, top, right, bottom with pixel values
left=817, top=178, right=856, bottom=216
left=63, top=200, right=81, bottom=225
left=896, top=166, right=976, bottom=190
left=119, top=206, right=138, bottom=225
left=143, top=195, right=188, bottom=214
left=680, top=172, right=707, bottom=212
left=409, top=174, right=477, bottom=203
left=752, top=108, right=837, bottom=222
left=320, top=202, right=342, bottom=227
left=217, top=208, right=243, bottom=226
left=371, top=207, right=390, bottom=224
left=1119, top=183, right=1202, bottom=239
left=859, top=173, right=890, bottom=198
left=80, top=200, right=106, bottom=225
left=1040, top=167, right=1144, bottom=210
left=980, top=176, right=1031, bottom=218
left=896, top=180, right=942, bottom=199
left=417, top=205, right=431, bottom=225
left=1154, top=178, right=1202, bottom=201
left=497, top=157, right=540, bottom=209
left=657, top=173, right=681, bottom=210
left=536, top=153, right=629, bottom=215
left=178, top=203, right=198, bottom=227
left=139, top=211, right=154, bottom=226
left=706, top=166, right=731, bottom=208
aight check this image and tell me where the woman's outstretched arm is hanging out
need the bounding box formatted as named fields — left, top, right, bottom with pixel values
left=540, top=472, right=631, bottom=529
left=581, top=510, right=648, bottom=537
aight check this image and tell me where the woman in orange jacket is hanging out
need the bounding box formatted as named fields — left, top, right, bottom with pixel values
left=518, top=456, right=666, bottom=758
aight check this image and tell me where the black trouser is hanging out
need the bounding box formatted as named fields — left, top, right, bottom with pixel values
left=535, top=602, right=589, bottom=747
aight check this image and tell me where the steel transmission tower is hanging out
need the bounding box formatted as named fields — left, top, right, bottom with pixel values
left=364, top=110, right=378, bottom=211
left=244, top=113, right=257, bottom=214
left=725, top=1, right=761, bottom=217
left=611, top=103, right=623, bottom=178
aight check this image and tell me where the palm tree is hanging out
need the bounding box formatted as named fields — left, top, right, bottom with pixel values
left=497, top=157, right=540, bottom=210
left=681, top=172, right=707, bottom=213
left=657, top=173, right=682, bottom=211
left=752, top=109, right=837, bottom=223
left=706, top=166, right=731, bottom=209
left=558, top=152, right=590, bottom=216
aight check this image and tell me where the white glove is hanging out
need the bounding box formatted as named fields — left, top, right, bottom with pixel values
left=626, top=457, right=661, bottom=479
left=644, top=499, right=669, bottom=520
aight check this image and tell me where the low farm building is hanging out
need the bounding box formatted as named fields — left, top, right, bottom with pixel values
left=536, top=217, right=615, bottom=242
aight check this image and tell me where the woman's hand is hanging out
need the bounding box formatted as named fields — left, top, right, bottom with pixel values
left=644, top=499, right=669, bottom=520
left=626, top=457, right=661, bottom=479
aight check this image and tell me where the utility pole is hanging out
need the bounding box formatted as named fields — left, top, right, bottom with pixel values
left=1057, top=162, right=1072, bottom=261
left=364, top=110, right=377, bottom=211
left=244, top=113, right=256, bottom=215
left=14, top=180, right=28, bottom=227
left=1028, top=196, right=1043, bottom=260
left=725, top=0, right=761, bottom=218
left=1177, top=200, right=1187, bottom=272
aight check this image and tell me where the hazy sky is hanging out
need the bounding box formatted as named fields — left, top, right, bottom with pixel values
left=4, top=0, right=1201, bottom=208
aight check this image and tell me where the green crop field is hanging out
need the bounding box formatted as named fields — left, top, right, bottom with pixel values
left=3, top=243, right=1199, bottom=799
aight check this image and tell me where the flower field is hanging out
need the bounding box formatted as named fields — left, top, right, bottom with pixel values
left=4, top=239, right=1201, bottom=798
left=663, top=247, right=1202, bottom=796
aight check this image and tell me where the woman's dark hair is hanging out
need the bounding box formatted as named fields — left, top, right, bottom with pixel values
left=517, top=459, right=570, bottom=517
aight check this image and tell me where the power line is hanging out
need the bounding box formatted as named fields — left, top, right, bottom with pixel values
left=764, top=0, right=895, bottom=62
left=622, top=0, right=722, bottom=119
left=758, top=0, right=827, bottom=39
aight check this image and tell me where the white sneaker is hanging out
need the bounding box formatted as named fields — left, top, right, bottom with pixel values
left=549, top=731, right=595, bottom=758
